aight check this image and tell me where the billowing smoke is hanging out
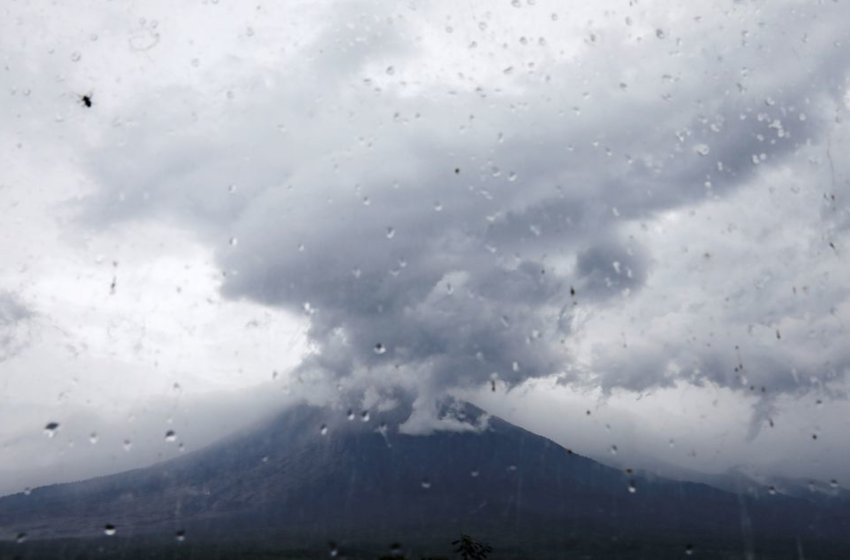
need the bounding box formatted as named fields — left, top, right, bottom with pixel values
left=79, top=0, right=850, bottom=432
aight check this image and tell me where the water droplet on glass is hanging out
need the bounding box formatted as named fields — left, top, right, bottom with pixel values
left=470, top=470, right=479, bottom=477
left=320, top=424, right=328, bottom=436
left=694, top=144, right=710, bottom=156
left=830, top=479, right=839, bottom=489
left=165, top=430, right=177, bottom=442
left=374, top=343, right=387, bottom=355
left=685, top=543, right=694, bottom=556
left=23, top=487, right=31, bottom=495
left=175, top=530, right=186, bottom=542
left=228, top=184, right=237, bottom=194
left=361, top=411, right=370, bottom=422
left=421, top=478, right=431, bottom=489
left=104, top=524, right=116, bottom=536
left=16, top=532, right=27, bottom=543
left=191, top=58, right=200, bottom=67
left=123, top=439, right=132, bottom=451
left=347, top=409, right=355, bottom=421
left=229, top=237, right=238, bottom=246
left=610, top=445, right=618, bottom=455
left=768, top=486, right=776, bottom=495
left=386, top=227, right=395, bottom=239
left=386, top=66, right=395, bottom=75
left=71, top=51, right=81, bottom=62
left=656, top=29, right=666, bottom=39
left=628, top=481, right=637, bottom=493
left=89, top=432, right=98, bottom=444
left=44, top=422, right=59, bottom=437
left=433, top=201, right=443, bottom=212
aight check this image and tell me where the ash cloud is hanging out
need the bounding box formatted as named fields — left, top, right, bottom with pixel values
left=77, top=0, right=850, bottom=430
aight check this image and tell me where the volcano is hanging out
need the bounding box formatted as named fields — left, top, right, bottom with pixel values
left=1, top=402, right=849, bottom=558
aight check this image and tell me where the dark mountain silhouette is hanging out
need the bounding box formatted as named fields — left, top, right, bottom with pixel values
left=1, top=401, right=849, bottom=558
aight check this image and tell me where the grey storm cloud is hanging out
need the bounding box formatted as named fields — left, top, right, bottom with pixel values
left=0, top=293, right=31, bottom=363
left=77, top=0, right=850, bottom=426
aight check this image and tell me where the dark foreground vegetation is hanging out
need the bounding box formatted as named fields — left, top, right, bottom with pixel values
left=2, top=532, right=850, bottom=560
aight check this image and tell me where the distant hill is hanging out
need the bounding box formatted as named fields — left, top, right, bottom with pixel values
left=1, top=401, right=849, bottom=558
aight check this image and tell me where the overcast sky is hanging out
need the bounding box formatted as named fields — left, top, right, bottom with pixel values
left=1, top=0, right=849, bottom=497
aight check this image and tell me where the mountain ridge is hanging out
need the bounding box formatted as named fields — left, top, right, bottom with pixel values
left=1, top=401, right=849, bottom=557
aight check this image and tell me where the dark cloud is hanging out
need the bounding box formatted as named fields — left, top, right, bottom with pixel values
left=0, top=293, right=31, bottom=363
left=75, top=0, right=850, bottom=428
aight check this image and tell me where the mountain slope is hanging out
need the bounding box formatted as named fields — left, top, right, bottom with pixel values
left=1, top=402, right=848, bottom=556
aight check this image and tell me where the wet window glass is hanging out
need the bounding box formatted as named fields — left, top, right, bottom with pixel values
left=1, top=1, right=849, bottom=558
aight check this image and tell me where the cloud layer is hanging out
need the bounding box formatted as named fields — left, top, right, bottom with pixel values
left=1, top=0, right=850, bottom=489
left=76, top=0, right=850, bottom=424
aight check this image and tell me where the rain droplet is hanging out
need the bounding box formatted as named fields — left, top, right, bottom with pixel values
left=470, top=470, right=479, bottom=477
left=165, top=430, right=177, bottom=442
left=347, top=410, right=355, bottom=421
left=228, top=184, right=237, bottom=194
left=685, top=544, right=694, bottom=556
left=320, top=424, right=328, bottom=436
left=90, top=432, right=98, bottom=444
left=16, top=532, right=27, bottom=543
left=386, top=66, right=395, bottom=75
left=610, top=445, right=618, bottom=455
left=768, top=486, right=776, bottom=495
left=656, top=29, right=666, bottom=39
left=175, top=530, right=186, bottom=542
left=386, top=227, right=395, bottom=239
left=44, top=422, right=59, bottom=437
left=123, top=439, right=132, bottom=451
left=71, top=51, right=81, bottom=62
left=361, top=411, right=371, bottom=422
left=421, top=478, right=431, bottom=489
left=830, top=479, right=839, bottom=489
left=104, top=524, right=116, bottom=536
left=694, top=144, right=710, bottom=156
left=628, top=481, right=637, bottom=493
left=433, top=201, right=443, bottom=212
left=374, top=343, right=387, bottom=355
